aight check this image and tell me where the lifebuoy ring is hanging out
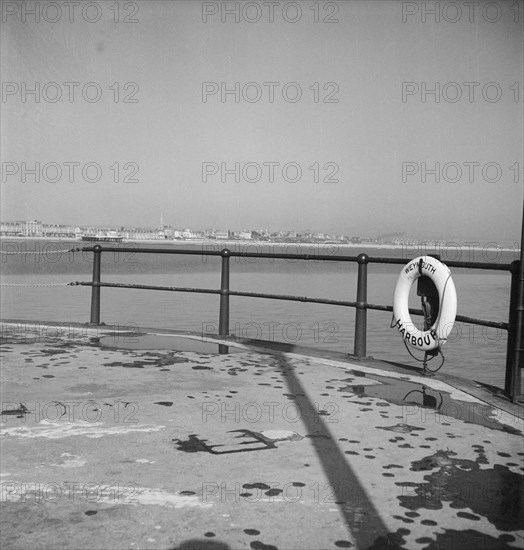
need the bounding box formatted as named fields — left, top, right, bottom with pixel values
left=393, top=256, right=457, bottom=351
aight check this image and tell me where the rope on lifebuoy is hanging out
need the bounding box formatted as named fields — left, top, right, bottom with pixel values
left=392, top=256, right=457, bottom=351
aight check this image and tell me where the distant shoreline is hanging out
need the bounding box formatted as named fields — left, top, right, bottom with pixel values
left=0, top=236, right=520, bottom=253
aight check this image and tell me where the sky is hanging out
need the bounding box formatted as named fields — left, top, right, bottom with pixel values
left=1, top=0, right=523, bottom=242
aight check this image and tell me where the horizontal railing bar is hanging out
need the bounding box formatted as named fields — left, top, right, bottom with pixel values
left=75, top=281, right=508, bottom=331
left=80, top=246, right=359, bottom=262
left=229, top=290, right=358, bottom=307
left=81, top=246, right=223, bottom=256
left=80, top=246, right=512, bottom=271
left=74, top=281, right=357, bottom=306
left=74, top=281, right=220, bottom=295
left=367, top=256, right=512, bottom=271
left=455, top=315, right=508, bottom=330
left=367, top=303, right=508, bottom=330
left=231, top=252, right=356, bottom=262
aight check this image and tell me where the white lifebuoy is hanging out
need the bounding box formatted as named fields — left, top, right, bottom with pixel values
left=393, top=256, right=457, bottom=351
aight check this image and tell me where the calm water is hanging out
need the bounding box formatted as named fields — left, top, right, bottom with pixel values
left=1, top=239, right=520, bottom=389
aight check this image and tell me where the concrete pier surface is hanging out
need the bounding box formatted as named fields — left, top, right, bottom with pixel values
left=1, top=321, right=523, bottom=550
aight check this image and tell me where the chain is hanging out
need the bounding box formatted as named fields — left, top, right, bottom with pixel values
left=0, top=282, right=76, bottom=287
left=0, top=248, right=81, bottom=255
left=1, top=245, right=81, bottom=287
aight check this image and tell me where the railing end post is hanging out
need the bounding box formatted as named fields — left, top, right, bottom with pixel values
left=505, top=260, right=522, bottom=401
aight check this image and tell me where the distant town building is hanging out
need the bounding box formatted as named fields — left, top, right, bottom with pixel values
left=182, top=229, right=198, bottom=239
left=2, top=220, right=515, bottom=250
left=0, top=221, right=25, bottom=236
left=26, top=220, right=41, bottom=236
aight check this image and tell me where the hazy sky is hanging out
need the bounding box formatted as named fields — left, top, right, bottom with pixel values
left=1, top=0, right=523, bottom=241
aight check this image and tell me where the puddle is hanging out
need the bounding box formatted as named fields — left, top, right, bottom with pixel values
left=99, top=334, right=243, bottom=354
left=340, top=372, right=520, bottom=434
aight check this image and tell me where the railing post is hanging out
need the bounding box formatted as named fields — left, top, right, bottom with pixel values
left=505, top=260, right=522, bottom=401
left=354, top=253, right=368, bottom=359
left=89, top=245, right=102, bottom=325
left=218, top=248, right=230, bottom=354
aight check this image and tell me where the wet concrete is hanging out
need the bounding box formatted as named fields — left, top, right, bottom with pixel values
left=335, top=371, right=521, bottom=434
left=0, top=322, right=523, bottom=550
left=99, top=334, right=243, bottom=354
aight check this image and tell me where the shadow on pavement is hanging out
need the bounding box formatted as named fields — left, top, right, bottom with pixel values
left=279, top=353, right=390, bottom=549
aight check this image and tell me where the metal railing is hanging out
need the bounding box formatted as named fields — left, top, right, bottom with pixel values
left=75, top=245, right=522, bottom=401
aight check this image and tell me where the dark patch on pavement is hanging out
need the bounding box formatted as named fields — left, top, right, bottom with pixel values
left=416, top=529, right=518, bottom=549
left=377, top=424, right=425, bottom=434
left=366, top=528, right=409, bottom=549
left=396, top=450, right=524, bottom=531
left=250, top=541, right=277, bottom=550
left=243, top=483, right=271, bottom=490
